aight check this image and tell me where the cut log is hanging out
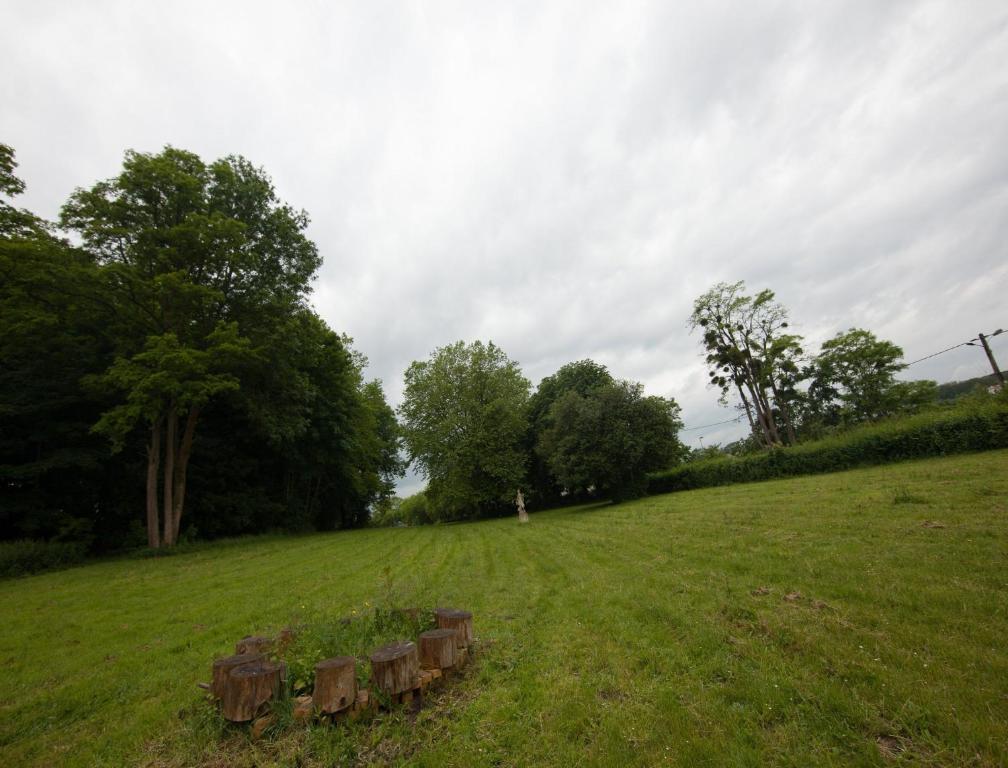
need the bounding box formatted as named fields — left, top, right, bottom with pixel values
left=314, top=656, right=357, bottom=714
left=418, top=628, right=458, bottom=671
left=235, top=635, right=274, bottom=655
left=435, top=609, right=473, bottom=648
left=369, top=640, right=419, bottom=696
left=221, top=661, right=282, bottom=722
left=210, top=653, right=265, bottom=699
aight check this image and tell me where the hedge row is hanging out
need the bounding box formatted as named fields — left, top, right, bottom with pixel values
left=648, top=398, right=1008, bottom=495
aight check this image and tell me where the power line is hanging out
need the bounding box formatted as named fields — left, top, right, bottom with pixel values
left=680, top=415, right=743, bottom=432
left=904, top=327, right=1004, bottom=368
left=903, top=341, right=972, bottom=367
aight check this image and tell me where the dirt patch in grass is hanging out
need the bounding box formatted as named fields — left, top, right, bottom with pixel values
left=876, top=734, right=905, bottom=759
left=597, top=686, right=628, bottom=703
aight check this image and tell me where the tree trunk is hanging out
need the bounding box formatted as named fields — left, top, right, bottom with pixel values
left=210, top=652, right=265, bottom=699
left=418, top=629, right=458, bottom=670
left=314, top=656, right=357, bottom=714
left=770, top=378, right=797, bottom=445
left=751, top=381, right=781, bottom=447
left=146, top=419, right=162, bottom=549
left=757, top=385, right=783, bottom=445
left=171, top=405, right=199, bottom=544
left=162, top=405, right=177, bottom=546
left=369, top=641, right=419, bottom=696
left=221, top=661, right=282, bottom=722
left=743, top=379, right=774, bottom=447
left=734, top=382, right=758, bottom=439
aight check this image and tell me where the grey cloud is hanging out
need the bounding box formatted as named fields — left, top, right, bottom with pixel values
left=3, top=0, right=1007, bottom=475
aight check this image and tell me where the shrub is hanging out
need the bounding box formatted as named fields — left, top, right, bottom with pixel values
left=648, top=396, right=1008, bottom=495
left=0, top=539, right=87, bottom=578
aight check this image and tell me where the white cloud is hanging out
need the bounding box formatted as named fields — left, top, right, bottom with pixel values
left=3, top=0, right=1006, bottom=475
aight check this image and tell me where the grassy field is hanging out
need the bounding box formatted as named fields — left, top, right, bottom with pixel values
left=1, top=451, right=1007, bottom=767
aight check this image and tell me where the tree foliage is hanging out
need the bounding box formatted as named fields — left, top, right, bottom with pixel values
left=58, top=146, right=324, bottom=547
left=399, top=341, right=530, bottom=520
left=538, top=380, right=685, bottom=501
left=808, top=329, right=936, bottom=425
left=1, top=144, right=403, bottom=551
left=690, top=281, right=801, bottom=447
left=525, top=359, right=614, bottom=505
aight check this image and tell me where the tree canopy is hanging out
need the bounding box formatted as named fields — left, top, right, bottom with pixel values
left=399, top=340, right=531, bottom=521
left=538, top=380, right=685, bottom=501
left=808, top=329, right=937, bottom=425
left=1, top=144, right=403, bottom=550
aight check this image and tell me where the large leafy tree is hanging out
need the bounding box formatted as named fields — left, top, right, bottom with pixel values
left=808, top=328, right=936, bottom=424
left=538, top=380, right=685, bottom=502
left=525, top=359, right=614, bottom=505
left=60, top=147, right=320, bottom=547
left=690, top=281, right=803, bottom=447
left=399, top=340, right=530, bottom=520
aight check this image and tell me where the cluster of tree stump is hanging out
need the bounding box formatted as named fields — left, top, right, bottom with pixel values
left=207, top=608, right=474, bottom=730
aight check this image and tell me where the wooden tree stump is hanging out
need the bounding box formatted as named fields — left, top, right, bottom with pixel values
left=210, top=653, right=265, bottom=699
left=235, top=635, right=273, bottom=655
left=369, top=641, right=418, bottom=697
left=314, top=656, right=357, bottom=714
left=221, top=661, right=282, bottom=722
left=436, top=609, right=473, bottom=648
left=418, top=628, right=458, bottom=671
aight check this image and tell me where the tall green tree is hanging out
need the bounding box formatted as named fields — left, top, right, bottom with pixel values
left=808, top=328, right=936, bottom=424
left=525, top=359, right=614, bottom=505
left=690, top=281, right=803, bottom=447
left=60, top=147, right=320, bottom=547
left=399, top=341, right=530, bottom=520
left=538, top=380, right=685, bottom=502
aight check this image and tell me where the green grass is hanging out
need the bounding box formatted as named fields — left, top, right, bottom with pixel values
left=2, top=450, right=1007, bottom=767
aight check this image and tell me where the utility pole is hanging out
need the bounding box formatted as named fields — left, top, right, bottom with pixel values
left=977, top=330, right=1005, bottom=385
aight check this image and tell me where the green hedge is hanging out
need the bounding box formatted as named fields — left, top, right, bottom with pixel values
left=0, top=539, right=88, bottom=578
left=648, top=398, right=1008, bottom=495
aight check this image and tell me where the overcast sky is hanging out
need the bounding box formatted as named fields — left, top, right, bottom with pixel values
left=4, top=1, right=1007, bottom=493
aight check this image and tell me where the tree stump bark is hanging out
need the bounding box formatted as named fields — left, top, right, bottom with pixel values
left=418, top=628, right=458, bottom=670
left=235, top=635, right=273, bottom=655
left=210, top=653, right=265, bottom=699
left=369, top=641, right=418, bottom=696
left=436, top=609, right=473, bottom=648
left=221, top=661, right=282, bottom=722
left=314, top=656, right=357, bottom=714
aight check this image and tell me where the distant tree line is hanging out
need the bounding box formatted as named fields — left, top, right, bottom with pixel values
left=1, top=144, right=404, bottom=552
